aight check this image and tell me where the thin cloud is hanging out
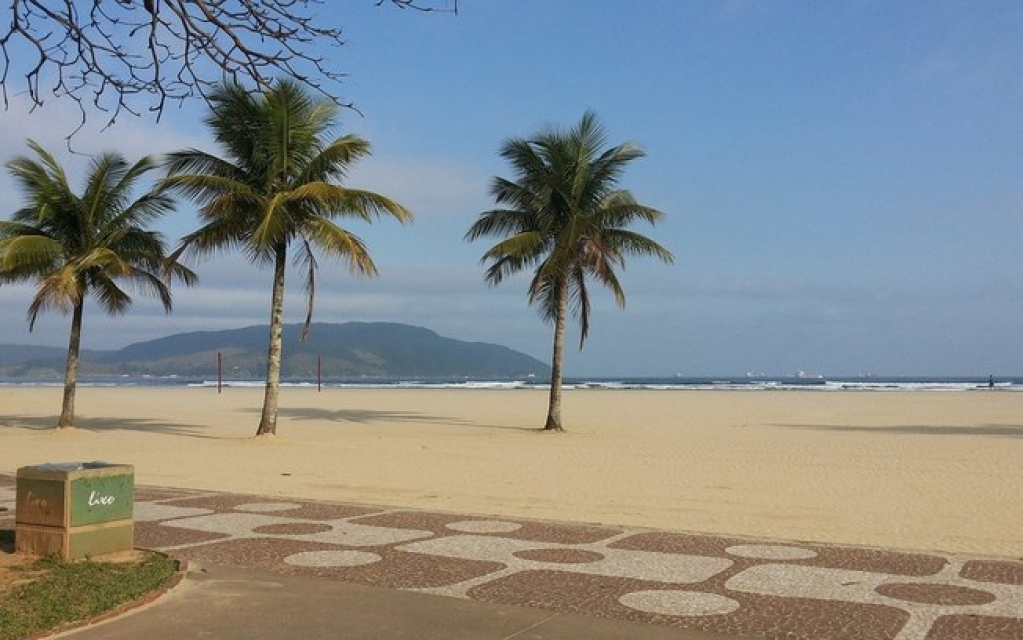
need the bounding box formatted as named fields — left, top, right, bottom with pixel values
left=346, top=156, right=491, bottom=219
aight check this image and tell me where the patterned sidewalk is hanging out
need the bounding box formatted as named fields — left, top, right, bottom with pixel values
left=2, top=474, right=1021, bottom=640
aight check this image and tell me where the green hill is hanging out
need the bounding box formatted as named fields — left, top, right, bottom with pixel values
left=0, top=322, right=550, bottom=378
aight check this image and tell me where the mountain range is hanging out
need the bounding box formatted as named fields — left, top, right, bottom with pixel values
left=0, top=322, right=550, bottom=379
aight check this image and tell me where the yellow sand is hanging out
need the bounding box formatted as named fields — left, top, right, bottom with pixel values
left=1, top=386, right=1020, bottom=557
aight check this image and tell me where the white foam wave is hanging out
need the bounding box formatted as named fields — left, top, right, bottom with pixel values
left=7, top=377, right=1018, bottom=392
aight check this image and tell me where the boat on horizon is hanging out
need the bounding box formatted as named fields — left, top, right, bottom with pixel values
left=794, top=370, right=825, bottom=380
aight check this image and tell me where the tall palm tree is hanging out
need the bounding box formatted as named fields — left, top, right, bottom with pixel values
left=0, top=140, right=195, bottom=428
left=163, top=79, right=412, bottom=437
left=466, top=112, right=673, bottom=431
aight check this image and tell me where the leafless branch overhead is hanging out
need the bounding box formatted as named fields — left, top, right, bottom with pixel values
left=0, top=0, right=456, bottom=137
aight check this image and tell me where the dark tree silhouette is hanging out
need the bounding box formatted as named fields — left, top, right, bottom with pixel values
left=0, top=1, right=456, bottom=135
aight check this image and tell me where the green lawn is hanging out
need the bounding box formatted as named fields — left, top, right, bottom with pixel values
left=0, top=537, right=178, bottom=640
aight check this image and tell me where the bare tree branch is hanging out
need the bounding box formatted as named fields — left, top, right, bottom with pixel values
left=380, top=0, right=457, bottom=12
left=0, top=0, right=457, bottom=139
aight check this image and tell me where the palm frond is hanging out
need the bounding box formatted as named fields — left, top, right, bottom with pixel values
left=88, top=271, right=133, bottom=316
left=527, top=268, right=560, bottom=324
left=294, top=236, right=318, bottom=340
left=5, top=140, right=183, bottom=334
left=464, top=208, right=534, bottom=242
left=82, top=153, right=131, bottom=230
left=78, top=247, right=132, bottom=277
left=569, top=266, right=593, bottom=347
left=302, top=135, right=372, bottom=183
left=601, top=228, right=675, bottom=264
left=304, top=218, right=377, bottom=277
left=161, top=172, right=257, bottom=209
left=164, top=150, right=245, bottom=183
left=171, top=219, right=248, bottom=263
left=0, top=233, right=64, bottom=281
left=478, top=231, right=547, bottom=283
left=205, top=83, right=265, bottom=163
left=164, top=259, right=200, bottom=288
left=27, top=266, right=82, bottom=328
left=123, top=266, right=175, bottom=312
left=468, top=111, right=672, bottom=354
left=595, top=191, right=666, bottom=227
left=329, top=188, right=413, bottom=224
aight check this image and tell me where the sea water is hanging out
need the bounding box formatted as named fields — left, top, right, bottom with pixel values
left=1, top=375, right=1019, bottom=391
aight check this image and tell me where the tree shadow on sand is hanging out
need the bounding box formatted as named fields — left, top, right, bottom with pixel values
left=773, top=423, right=1023, bottom=439
left=0, top=414, right=228, bottom=439
left=267, top=406, right=538, bottom=432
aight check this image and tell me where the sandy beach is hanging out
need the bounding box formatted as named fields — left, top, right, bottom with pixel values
left=1, top=386, right=1020, bottom=558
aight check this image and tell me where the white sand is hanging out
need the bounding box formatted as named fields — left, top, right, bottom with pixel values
left=1, top=386, right=1020, bottom=557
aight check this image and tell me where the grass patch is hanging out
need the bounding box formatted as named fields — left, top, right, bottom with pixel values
left=0, top=549, right=178, bottom=640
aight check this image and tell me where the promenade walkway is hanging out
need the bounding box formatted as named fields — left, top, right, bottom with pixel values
left=2, top=475, right=1021, bottom=639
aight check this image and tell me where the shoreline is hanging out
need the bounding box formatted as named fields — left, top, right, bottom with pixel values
left=1, top=386, right=1021, bottom=558
left=2, top=372, right=1021, bottom=393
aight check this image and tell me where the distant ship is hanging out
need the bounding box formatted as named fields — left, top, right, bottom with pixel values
left=794, top=370, right=825, bottom=380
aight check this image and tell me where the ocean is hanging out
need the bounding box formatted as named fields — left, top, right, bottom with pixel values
left=1, top=375, right=1020, bottom=391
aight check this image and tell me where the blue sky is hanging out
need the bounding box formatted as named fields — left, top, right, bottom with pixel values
left=1, top=1, right=1021, bottom=376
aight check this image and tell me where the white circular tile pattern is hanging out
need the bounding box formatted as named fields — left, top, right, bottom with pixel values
left=725, top=544, right=818, bottom=560
left=234, top=502, right=302, bottom=512
left=284, top=550, right=382, bottom=567
left=619, top=590, right=740, bottom=617
left=445, top=520, right=523, bottom=534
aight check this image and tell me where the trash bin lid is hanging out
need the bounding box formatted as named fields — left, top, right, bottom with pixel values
left=32, top=461, right=118, bottom=472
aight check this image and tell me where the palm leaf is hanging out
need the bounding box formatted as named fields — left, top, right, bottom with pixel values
left=468, top=111, right=673, bottom=351
left=162, top=78, right=411, bottom=431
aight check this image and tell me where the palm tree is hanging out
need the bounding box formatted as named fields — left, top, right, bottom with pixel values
left=163, top=79, right=412, bottom=437
left=466, top=112, right=673, bottom=431
left=0, top=140, right=195, bottom=428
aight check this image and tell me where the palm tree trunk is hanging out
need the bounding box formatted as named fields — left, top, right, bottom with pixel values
left=543, top=280, right=568, bottom=431
left=58, top=300, right=84, bottom=428
left=256, top=245, right=287, bottom=436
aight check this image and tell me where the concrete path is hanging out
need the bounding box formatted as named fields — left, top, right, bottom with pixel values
left=54, top=563, right=737, bottom=639
left=2, top=476, right=1021, bottom=639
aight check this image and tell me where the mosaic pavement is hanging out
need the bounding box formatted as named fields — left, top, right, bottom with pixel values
left=1, top=474, right=1021, bottom=639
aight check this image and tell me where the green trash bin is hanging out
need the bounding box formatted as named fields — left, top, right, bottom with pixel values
left=15, top=462, right=134, bottom=560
